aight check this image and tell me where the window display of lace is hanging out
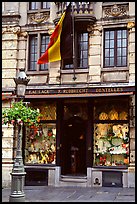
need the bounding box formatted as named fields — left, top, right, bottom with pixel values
left=94, top=123, right=129, bottom=166
left=25, top=123, right=56, bottom=164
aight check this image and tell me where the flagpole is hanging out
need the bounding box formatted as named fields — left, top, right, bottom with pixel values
left=71, top=2, right=76, bottom=81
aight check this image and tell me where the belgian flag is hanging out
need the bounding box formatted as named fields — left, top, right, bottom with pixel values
left=37, top=3, right=73, bottom=64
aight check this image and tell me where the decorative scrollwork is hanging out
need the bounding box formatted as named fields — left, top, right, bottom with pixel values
left=29, top=12, right=49, bottom=24
left=2, top=25, right=20, bottom=34
left=104, top=4, right=128, bottom=18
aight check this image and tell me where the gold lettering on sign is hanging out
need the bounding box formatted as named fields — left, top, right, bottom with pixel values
left=28, top=90, right=37, bottom=94
left=40, top=90, right=49, bottom=94
left=62, top=89, right=88, bottom=94
left=27, top=87, right=125, bottom=95
left=96, top=87, right=123, bottom=93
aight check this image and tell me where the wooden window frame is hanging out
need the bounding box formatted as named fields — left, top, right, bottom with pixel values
left=29, top=2, right=50, bottom=10
left=28, top=33, right=49, bottom=73
left=62, top=31, right=89, bottom=70
left=103, top=28, right=128, bottom=68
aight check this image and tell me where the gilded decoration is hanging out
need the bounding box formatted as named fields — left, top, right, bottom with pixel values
left=103, top=4, right=128, bottom=18
left=29, top=12, right=49, bottom=24
left=127, top=22, right=135, bottom=30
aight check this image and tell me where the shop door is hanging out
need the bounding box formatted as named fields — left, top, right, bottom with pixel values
left=61, top=116, right=87, bottom=176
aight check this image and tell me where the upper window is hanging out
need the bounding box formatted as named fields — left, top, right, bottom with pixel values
left=29, top=2, right=50, bottom=10
left=28, top=34, right=49, bottom=71
left=104, top=28, right=127, bottom=68
left=63, top=32, right=89, bottom=69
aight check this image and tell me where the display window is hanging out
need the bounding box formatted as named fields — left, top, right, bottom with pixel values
left=25, top=102, right=56, bottom=165
left=93, top=98, right=129, bottom=167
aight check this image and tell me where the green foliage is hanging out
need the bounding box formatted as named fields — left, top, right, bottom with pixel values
left=2, top=100, right=41, bottom=127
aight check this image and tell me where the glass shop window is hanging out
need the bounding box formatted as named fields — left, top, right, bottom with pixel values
left=93, top=98, right=129, bottom=167
left=25, top=102, right=56, bottom=165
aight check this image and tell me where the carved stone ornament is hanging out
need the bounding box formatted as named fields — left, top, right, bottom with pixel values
left=87, top=24, right=102, bottom=36
left=104, top=4, right=128, bottom=18
left=18, top=32, right=28, bottom=38
left=29, top=12, right=49, bottom=24
left=2, top=25, right=20, bottom=34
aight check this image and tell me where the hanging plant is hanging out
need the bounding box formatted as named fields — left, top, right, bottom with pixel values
left=2, top=100, right=42, bottom=127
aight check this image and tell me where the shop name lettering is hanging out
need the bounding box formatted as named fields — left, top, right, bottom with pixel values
left=27, top=87, right=124, bottom=95
left=95, top=87, right=123, bottom=93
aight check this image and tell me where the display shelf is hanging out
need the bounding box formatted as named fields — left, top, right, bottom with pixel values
left=25, top=123, right=56, bottom=165
left=94, top=123, right=129, bottom=167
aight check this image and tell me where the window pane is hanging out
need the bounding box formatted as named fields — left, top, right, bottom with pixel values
left=122, top=48, right=127, bottom=56
left=40, top=35, right=49, bottom=71
left=30, top=62, right=36, bottom=71
left=29, top=35, right=37, bottom=71
left=105, top=41, right=109, bottom=48
left=83, top=32, right=88, bottom=41
left=105, top=49, right=109, bottom=57
left=78, top=32, right=88, bottom=68
left=83, top=50, right=88, bottom=59
left=65, top=64, right=74, bottom=69
left=42, top=2, right=50, bottom=9
left=117, top=39, right=121, bottom=47
left=122, top=30, right=127, bottom=38
left=105, top=58, right=109, bottom=67
left=110, top=31, right=114, bottom=39
left=110, top=58, right=114, bottom=66
left=117, top=57, right=121, bottom=66
left=82, top=41, right=88, bottom=50
left=122, top=39, right=127, bottom=47
left=117, top=30, right=122, bottom=38
left=105, top=31, right=109, bottom=39
left=83, top=59, right=88, bottom=68
left=110, top=49, right=114, bottom=57
left=122, top=57, right=127, bottom=66
left=110, top=40, right=114, bottom=48
left=117, top=48, right=122, bottom=56
left=29, top=2, right=39, bottom=10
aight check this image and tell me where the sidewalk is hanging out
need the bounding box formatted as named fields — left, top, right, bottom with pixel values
left=2, top=186, right=135, bottom=202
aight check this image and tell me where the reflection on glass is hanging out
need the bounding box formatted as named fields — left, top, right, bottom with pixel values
left=94, top=123, right=129, bottom=166
left=93, top=101, right=129, bottom=167
left=25, top=123, right=56, bottom=164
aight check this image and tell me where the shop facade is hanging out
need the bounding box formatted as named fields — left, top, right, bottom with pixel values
left=23, top=86, right=135, bottom=187
left=2, top=2, right=135, bottom=188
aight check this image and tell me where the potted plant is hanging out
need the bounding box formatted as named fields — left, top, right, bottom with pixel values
left=2, top=100, right=41, bottom=127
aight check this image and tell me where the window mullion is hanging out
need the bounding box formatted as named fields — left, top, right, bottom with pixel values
left=114, top=30, right=117, bottom=67
left=38, top=2, right=41, bottom=9
left=75, top=31, right=79, bottom=68
left=37, top=33, right=41, bottom=71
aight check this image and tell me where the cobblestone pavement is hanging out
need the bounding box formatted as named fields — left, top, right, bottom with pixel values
left=2, top=186, right=135, bottom=202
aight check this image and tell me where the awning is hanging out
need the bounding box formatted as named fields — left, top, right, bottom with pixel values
left=25, top=92, right=134, bottom=99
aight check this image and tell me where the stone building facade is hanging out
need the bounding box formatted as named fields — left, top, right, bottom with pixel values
left=2, top=2, right=135, bottom=188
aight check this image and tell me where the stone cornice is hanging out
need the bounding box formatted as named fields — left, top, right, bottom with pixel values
left=2, top=13, right=21, bottom=25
